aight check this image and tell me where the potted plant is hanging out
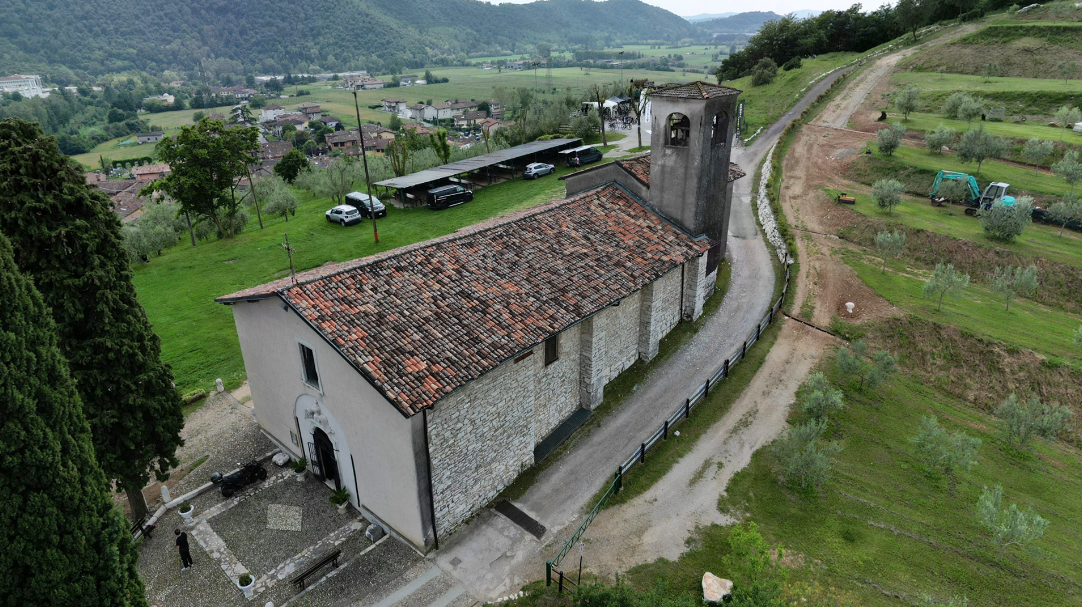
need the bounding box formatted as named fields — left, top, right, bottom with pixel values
left=330, top=488, right=350, bottom=514
left=178, top=501, right=194, bottom=525
left=292, top=457, right=308, bottom=481
left=237, top=572, right=254, bottom=598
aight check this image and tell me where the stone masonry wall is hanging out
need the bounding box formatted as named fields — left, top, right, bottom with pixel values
left=427, top=350, right=536, bottom=533
left=597, top=290, right=642, bottom=385
left=533, top=327, right=582, bottom=442
left=654, top=268, right=683, bottom=339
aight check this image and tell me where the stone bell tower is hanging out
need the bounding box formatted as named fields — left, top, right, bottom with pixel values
left=648, top=82, right=741, bottom=254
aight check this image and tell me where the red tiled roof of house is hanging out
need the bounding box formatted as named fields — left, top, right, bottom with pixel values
left=218, top=183, right=711, bottom=416
left=132, top=163, right=170, bottom=176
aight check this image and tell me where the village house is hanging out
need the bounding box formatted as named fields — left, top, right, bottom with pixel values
left=260, top=141, right=294, bottom=161
left=136, top=131, right=165, bottom=144
left=132, top=162, right=171, bottom=183
left=319, top=115, right=342, bottom=130
left=346, top=76, right=387, bottom=90
left=259, top=104, right=286, bottom=123
left=212, top=85, right=258, bottom=101
left=87, top=176, right=147, bottom=221
left=361, top=123, right=396, bottom=140
left=453, top=110, right=487, bottom=129
left=478, top=117, right=502, bottom=134
left=381, top=98, right=408, bottom=113
left=271, top=114, right=310, bottom=137
left=407, top=103, right=428, bottom=122
left=297, top=102, right=322, bottom=120
left=217, top=82, right=742, bottom=552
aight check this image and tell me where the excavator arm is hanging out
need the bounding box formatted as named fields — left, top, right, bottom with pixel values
left=929, top=171, right=980, bottom=203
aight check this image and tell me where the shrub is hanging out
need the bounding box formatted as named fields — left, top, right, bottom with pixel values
left=996, top=393, right=1073, bottom=449
left=941, top=92, right=973, bottom=118
left=782, top=56, right=802, bottom=71
left=980, top=197, right=1033, bottom=242
left=180, top=389, right=206, bottom=404
left=872, top=179, right=904, bottom=213
left=238, top=573, right=253, bottom=587
left=772, top=419, right=841, bottom=494
left=751, top=58, right=778, bottom=86
left=330, top=488, right=350, bottom=506
left=291, top=457, right=308, bottom=473
left=179, top=501, right=193, bottom=514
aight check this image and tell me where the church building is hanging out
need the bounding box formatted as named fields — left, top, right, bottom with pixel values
left=216, top=82, right=744, bottom=552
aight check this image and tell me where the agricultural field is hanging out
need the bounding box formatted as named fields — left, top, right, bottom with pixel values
left=71, top=104, right=236, bottom=168
left=133, top=163, right=582, bottom=395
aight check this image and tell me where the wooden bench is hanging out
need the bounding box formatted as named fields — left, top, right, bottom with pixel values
left=131, top=515, right=155, bottom=540
left=290, top=549, right=342, bottom=589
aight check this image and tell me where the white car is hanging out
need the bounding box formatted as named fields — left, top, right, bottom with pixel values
left=325, top=204, right=363, bottom=226
left=524, top=162, right=556, bottom=179
left=345, top=192, right=388, bottom=218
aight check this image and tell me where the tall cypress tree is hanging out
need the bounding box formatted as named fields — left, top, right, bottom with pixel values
left=0, top=118, right=184, bottom=519
left=0, top=234, right=147, bottom=606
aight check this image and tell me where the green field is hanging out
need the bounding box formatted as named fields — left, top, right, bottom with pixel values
left=887, top=144, right=1074, bottom=197
left=134, top=165, right=582, bottom=394
left=847, top=256, right=1082, bottom=364
left=627, top=367, right=1082, bottom=606
left=828, top=187, right=1082, bottom=269
left=893, top=112, right=1081, bottom=144
left=71, top=104, right=238, bottom=168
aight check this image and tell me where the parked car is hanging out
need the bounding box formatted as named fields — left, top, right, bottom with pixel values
left=210, top=461, right=267, bottom=498
left=427, top=184, right=474, bottom=210
left=345, top=192, right=388, bottom=218
left=560, top=145, right=603, bottom=168
left=524, top=162, right=556, bottom=179
left=325, top=204, right=363, bottom=226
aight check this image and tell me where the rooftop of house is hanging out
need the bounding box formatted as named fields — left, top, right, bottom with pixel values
left=382, top=98, right=407, bottom=103
left=261, top=141, right=294, bottom=158
left=218, top=182, right=712, bottom=416
left=603, top=154, right=744, bottom=188
left=136, top=131, right=164, bottom=137
left=651, top=81, right=742, bottom=100
left=325, top=130, right=361, bottom=145
left=132, top=163, right=171, bottom=176
left=297, top=102, right=321, bottom=109
left=263, top=104, right=285, bottom=110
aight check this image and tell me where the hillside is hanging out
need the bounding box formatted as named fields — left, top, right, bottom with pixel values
left=0, top=0, right=699, bottom=82
left=696, top=11, right=781, bottom=34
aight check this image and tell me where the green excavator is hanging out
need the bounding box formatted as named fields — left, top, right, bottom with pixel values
left=929, top=170, right=1014, bottom=216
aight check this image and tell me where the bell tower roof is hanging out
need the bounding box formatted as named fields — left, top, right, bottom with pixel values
left=650, top=81, right=742, bottom=100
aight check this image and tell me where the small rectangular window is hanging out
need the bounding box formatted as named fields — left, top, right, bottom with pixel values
left=300, top=344, right=320, bottom=390
left=544, top=335, right=559, bottom=366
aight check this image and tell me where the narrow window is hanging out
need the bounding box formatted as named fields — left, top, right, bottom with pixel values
left=544, top=335, right=559, bottom=366
left=300, top=344, right=320, bottom=390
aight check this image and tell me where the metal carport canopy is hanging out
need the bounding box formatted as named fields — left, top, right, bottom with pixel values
left=374, top=138, right=581, bottom=190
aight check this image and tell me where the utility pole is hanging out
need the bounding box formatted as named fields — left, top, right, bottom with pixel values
left=282, top=234, right=297, bottom=285
left=353, top=91, right=379, bottom=244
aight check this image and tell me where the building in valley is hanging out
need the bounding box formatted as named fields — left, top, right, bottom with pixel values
left=216, top=82, right=742, bottom=551
left=0, top=74, right=44, bottom=97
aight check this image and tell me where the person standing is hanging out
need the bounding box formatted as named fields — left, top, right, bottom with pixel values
left=175, top=528, right=193, bottom=570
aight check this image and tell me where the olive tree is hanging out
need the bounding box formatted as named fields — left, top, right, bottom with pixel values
left=248, top=175, right=298, bottom=221
left=875, top=229, right=907, bottom=271
left=800, top=372, right=845, bottom=422
left=996, top=393, right=1072, bottom=449
left=836, top=340, right=898, bottom=391
left=922, top=262, right=970, bottom=311
left=121, top=201, right=186, bottom=262
left=925, top=124, right=955, bottom=154
left=1047, top=197, right=1082, bottom=236
left=876, top=124, right=904, bottom=156
left=1052, top=150, right=1082, bottom=195
left=1054, top=105, right=1081, bottom=141
left=977, top=485, right=1048, bottom=561
left=894, top=86, right=920, bottom=121
left=957, top=97, right=985, bottom=126
left=910, top=416, right=981, bottom=481
left=771, top=419, right=841, bottom=494
left=872, top=178, right=904, bottom=213
left=980, top=197, right=1033, bottom=242
left=1021, top=138, right=1053, bottom=174
left=957, top=127, right=1008, bottom=173
left=990, top=265, right=1038, bottom=311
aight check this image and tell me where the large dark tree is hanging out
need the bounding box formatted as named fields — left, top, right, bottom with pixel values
left=0, top=118, right=184, bottom=520
left=0, top=234, right=147, bottom=607
left=274, top=148, right=310, bottom=184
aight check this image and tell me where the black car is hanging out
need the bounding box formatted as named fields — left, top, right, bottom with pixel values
left=211, top=461, right=268, bottom=498
left=561, top=145, right=603, bottom=168
left=427, top=185, right=474, bottom=210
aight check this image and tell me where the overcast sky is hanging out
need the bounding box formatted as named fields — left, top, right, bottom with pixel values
left=482, top=0, right=893, bottom=17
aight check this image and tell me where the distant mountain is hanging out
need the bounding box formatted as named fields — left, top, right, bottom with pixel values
left=697, top=11, right=781, bottom=34
left=683, top=12, right=737, bottom=22
left=791, top=9, right=821, bottom=19
left=0, top=0, right=700, bottom=81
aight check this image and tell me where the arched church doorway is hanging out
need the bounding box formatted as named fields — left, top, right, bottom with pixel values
left=312, top=426, right=340, bottom=491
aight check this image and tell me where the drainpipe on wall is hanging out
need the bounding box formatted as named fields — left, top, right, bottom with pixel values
left=422, top=408, right=440, bottom=550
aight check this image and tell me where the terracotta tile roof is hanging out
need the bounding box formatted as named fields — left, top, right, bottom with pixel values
left=218, top=184, right=711, bottom=416
left=617, top=155, right=651, bottom=186
left=651, top=81, right=741, bottom=99
left=132, top=163, right=171, bottom=176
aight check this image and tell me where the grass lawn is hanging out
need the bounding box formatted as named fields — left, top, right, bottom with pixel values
left=627, top=368, right=1082, bottom=606
left=889, top=144, right=1076, bottom=198
left=892, top=112, right=1081, bottom=144
left=845, top=256, right=1082, bottom=365
left=893, top=71, right=1082, bottom=96
left=722, top=52, right=861, bottom=133
left=827, top=187, right=1082, bottom=269
left=135, top=165, right=577, bottom=395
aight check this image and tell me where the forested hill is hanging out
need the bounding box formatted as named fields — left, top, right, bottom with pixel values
left=696, top=12, right=782, bottom=34
left=0, top=0, right=699, bottom=82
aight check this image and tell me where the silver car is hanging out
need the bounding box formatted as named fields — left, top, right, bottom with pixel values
left=325, top=204, right=363, bottom=226
left=524, top=162, right=556, bottom=179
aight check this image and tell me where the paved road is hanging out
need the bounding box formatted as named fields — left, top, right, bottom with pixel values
left=434, top=66, right=854, bottom=601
